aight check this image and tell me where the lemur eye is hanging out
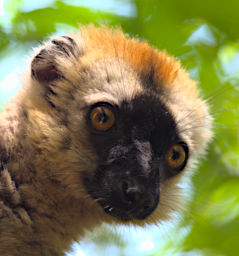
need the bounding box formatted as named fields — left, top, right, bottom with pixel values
left=89, top=103, right=115, bottom=131
left=166, top=143, right=188, bottom=171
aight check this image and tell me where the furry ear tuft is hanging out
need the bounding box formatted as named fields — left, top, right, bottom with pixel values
left=31, top=36, right=81, bottom=83
left=31, top=49, right=60, bottom=82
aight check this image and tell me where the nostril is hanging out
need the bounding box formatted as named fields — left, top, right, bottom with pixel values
left=143, top=205, right=150, bottom=211
left=126, top=187, right=141, bottom=204
left=120, top=181, right=141, bottom=205
left=121, top=181, right=128, bottom=193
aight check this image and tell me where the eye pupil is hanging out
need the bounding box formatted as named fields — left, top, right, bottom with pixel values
left=89, top=103, right=115, bottom=131
left=98, top=112, right=108, bottom=123
left=171, top=149, right=180, bottom=161
left=166, top=143, right=188, bottom=171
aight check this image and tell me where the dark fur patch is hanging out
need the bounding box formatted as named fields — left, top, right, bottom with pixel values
left=0, top=131, right=8, bottom=170
left=139, top=58, right=165, bottom=95
left=44, top=94, right=56, bottom=108
left=55, top=36, right=80, bottom=57
left=140, top=63, right=156, bottom=91
left=84, top=93, right=186, bottom=220
left=52, top=40, right=73, bottom=57
left=88, top=93, right=179, bottom=163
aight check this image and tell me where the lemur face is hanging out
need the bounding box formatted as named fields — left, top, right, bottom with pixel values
left=28, top=26, right=212, bottom=224
left=83, top=95, right=189, bottom=221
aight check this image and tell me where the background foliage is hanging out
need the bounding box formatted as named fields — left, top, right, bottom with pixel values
left=0, top=0, right=239, bottom=255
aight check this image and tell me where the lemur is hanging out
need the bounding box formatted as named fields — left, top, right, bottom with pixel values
left=0, top=26, right=212, bottom=256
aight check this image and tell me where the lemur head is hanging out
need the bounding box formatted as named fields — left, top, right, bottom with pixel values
left=20, top=26, right=212, bottom=226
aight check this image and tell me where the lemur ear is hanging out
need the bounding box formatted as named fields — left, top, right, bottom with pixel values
left=31, top=36, right=82, bottom=83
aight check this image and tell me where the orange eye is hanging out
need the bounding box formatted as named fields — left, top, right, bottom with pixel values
left=166, top=143, right=187, bottom=170
left=90, top=104, right=115, bottom=131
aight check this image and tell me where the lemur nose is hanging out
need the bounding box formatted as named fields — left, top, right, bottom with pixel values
left=118, top=180, right=159, bottom=219
left=120, top=180, right=142, bottom=205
